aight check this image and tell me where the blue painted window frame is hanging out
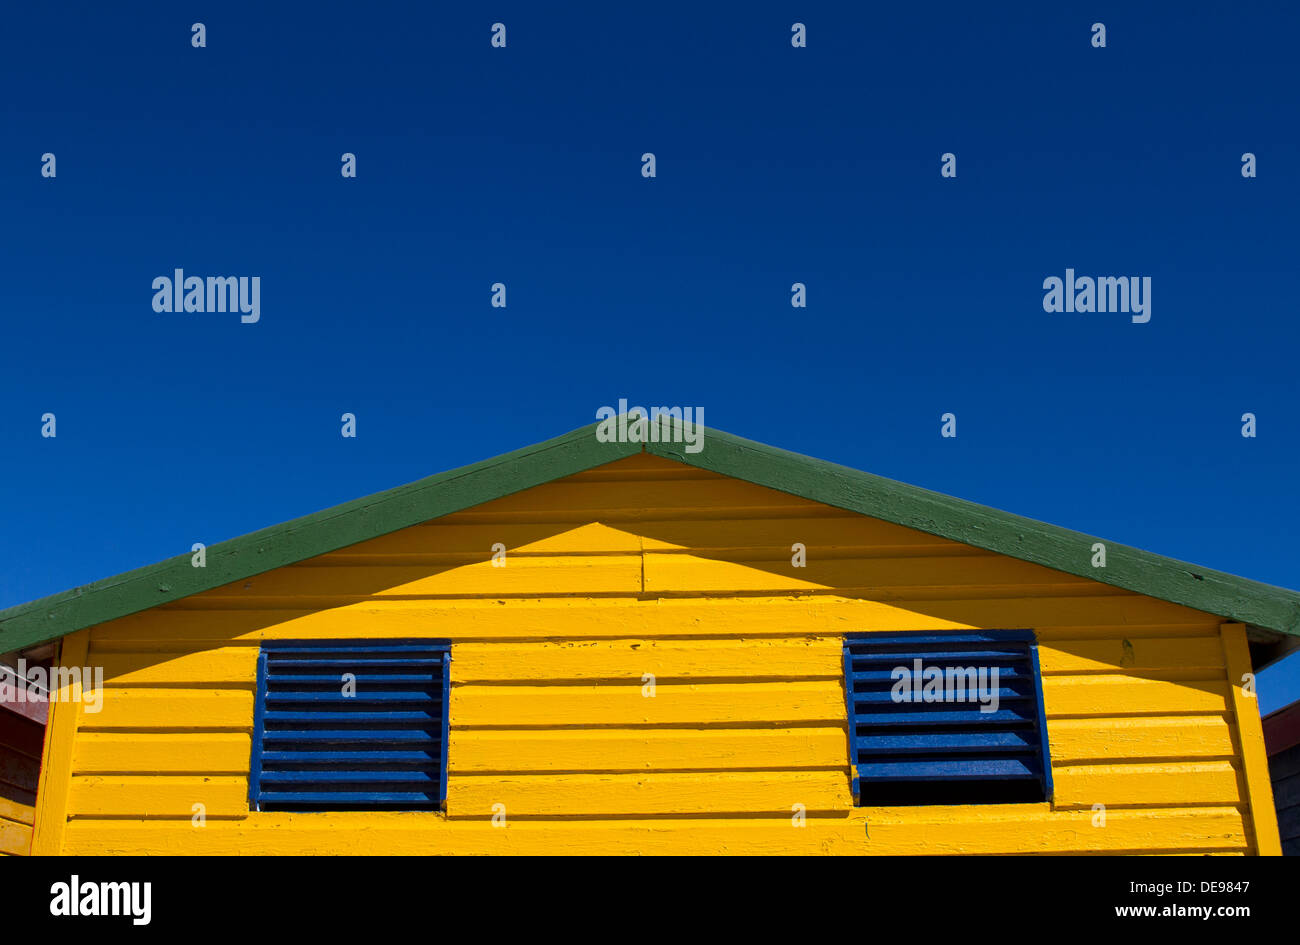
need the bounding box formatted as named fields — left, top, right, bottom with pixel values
left=248, top=639, right=452, bottom=812
left=842, top=629, right=1053, bottom=805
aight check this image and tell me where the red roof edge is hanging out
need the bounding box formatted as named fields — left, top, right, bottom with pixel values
left=1262, top=700, right=1300, bottom=756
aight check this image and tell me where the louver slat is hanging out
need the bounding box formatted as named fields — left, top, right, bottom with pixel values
left=843, top=630, right=1052, bottom=805
left=249, top=640, right=451, bottom=812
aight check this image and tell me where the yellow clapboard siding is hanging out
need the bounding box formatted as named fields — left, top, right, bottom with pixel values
left=1040, top=637, right=1225, bottom=674
left=52, top=455, right=1253, bottom=855
left=195, top=555, right=643, bottom=600
left=319, top=522, right=644, bottom=558
left=443, top=763, right=1245, bottom=818
left=94, top=647, right=255, bottom=685
left=68, top=776, right=247, bottom=817
left=450, top=726, right=849, bottom=772
left=58, top=806, right=1248, bottom=855
left=82, top=690, right=253, bottom=730
left=634, top=517, right=964, bottom=552
left=451, top=638, right=843, bottom=682
left=1049, top=716, right=1236, bottom=762
left=317, top=517, right=967, bottom=560
left=1052, top=761, right=1245, bottom=808
left=0, top=817, right=31, bottom=855
left=74, top=734, right=251, bottom=775
left=92, top=597, right=1217, bottom=645
left=1041, top=676, right=1229, bottom=716
left=452, top=681, right=846, bottom=727
left=447, top=770, right=850, bottom=816
left=643, top=552, right=1094, bottom=594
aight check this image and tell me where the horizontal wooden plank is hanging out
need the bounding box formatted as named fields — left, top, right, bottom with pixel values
left=196, top=556, right=644, bottom=600
left=315, top=517, right=968, bottom=562
left=1040, top=637, right=1225, bottom=674
left=1049, top=716, right=1236, bottom=762
left=446, top=762, right=1247, bottom=818
left=92, top=596, right=1217, bottom=645
left=644, top=552, right=1094, bottom=594
left=452, top=681, right=846, bottom=727
left=319, top=522, right=644, bottom=559
left=447, top=770, right=852, bottom=816
left=637, top=517, right=964, bottom=553
left=82, top=690, right=253, bottom=730
left=69, top=776, right=248, bottom=817
left=58, top=806, right=1249, bottom=855
left=1041, top=676, right=1229, bottom=716
left=451, top=638, right=843, bottom=682
left=450, top=726, right=849, bottom=773
left=74, top=733, right=252, bottom=775
left=1052, top=761, right=1245, bottom=808
left=94, top=647, right=255, bottom=686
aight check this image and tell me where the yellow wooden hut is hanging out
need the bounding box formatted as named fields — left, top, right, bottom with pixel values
left=1, top=421, right=1293, bottom=855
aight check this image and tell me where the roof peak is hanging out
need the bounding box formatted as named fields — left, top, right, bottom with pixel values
left=2, top=419, right=1297, bottom=656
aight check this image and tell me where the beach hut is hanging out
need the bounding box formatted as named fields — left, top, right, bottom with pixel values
left=1263, top=700, right=1300, bottom=855
left=0, top=655, right=50, bottom=855
left=1, top=420, right=1293, bottom=855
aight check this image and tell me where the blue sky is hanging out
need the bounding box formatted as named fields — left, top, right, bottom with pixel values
left=2, top=2, right=1299, bottom=710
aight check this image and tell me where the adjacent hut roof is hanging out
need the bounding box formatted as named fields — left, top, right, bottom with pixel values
left=2, top=421, right=1298, bottom=666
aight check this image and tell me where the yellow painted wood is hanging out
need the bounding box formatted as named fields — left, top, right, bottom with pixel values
left=91, top=596, right=1216, bottom=645
left=451, top=681, right=846, bottom=727
left=1041, top=637, right=1225, bottom=674
left=1049, top=716, right=1236, bottom=762
left=68, top=776, right=246, bottom=817
left=73, top=734, right=252, bottom=775
left=94, top=647, right=254, bottom=685
left=636, top=517, right=965, bottom=553
left=643, top=552, right=1095, bottom=594
left=83, top=689, right=252, bottom=730
left=319, top=521, right=644, bottom=558
left=451, top=638, right=843, bottom=682
left=198, top=555, right=643, bottom=600
left=1220, top=623, right=1282, bottom=855
left=448, top=770, right=853, bottom=817
left=1040, top=676, right=1229, bottom=716
left=1051, top=761, right=1244, bottom=808
left=449, top=727, right=849, bottom=772
left=30, top=629, right=88, bottom=856
left=58, top=806, right=1248, bottom=855
left=52, top=457, right=1256, bottom=854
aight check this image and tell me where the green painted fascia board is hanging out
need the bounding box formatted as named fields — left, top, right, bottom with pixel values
left=4, top=418, right=1299, bottom=653
left=0, top=422, right=638, bottom=652
left=648, top=427, right=1300, bottom=637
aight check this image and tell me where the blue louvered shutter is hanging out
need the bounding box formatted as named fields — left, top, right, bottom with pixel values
left=249, top=640, right=451, bottom=811
left=843, top=630, right=1052, bottom=805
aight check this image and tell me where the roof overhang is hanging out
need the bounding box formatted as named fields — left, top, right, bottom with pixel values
left=2, top=419, right=1297, bottom=664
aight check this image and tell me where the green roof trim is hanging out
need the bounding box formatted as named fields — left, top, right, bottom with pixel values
left=0, top=423, right=639, bottom=652
left=649, top=427, right=1300, bottom=639
left=3, top=420, right=1298, bottom=656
